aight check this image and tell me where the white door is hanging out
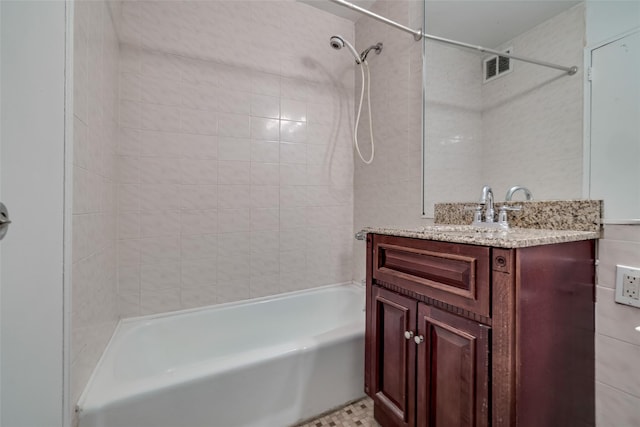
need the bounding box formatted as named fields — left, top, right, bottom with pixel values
left=589, top=29, right=640, bottom=221
left=1, top=2, right=69, bottom=427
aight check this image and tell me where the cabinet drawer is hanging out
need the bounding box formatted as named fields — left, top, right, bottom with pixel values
left=372, top=234, right=491, bottom=318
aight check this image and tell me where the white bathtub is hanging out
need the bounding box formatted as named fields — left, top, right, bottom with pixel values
left=77, top=283, right=365, bottom=427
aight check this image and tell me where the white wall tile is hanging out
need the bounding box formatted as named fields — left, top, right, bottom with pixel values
left=218, top=113, right=251, bottom=138
left=280, top=120, right=307, bottom=143
left=251, top=117, right=280, bottom=140
left=139, top=184, right=181, bottom=211
left=596, top=286, right=640, bottom=346
left=180, top=185, right=218, bottom=210
left=250, top=185, right=279, bottom=208
left=181, top=287, right=218, bottom=308
left=72, top=0, right=120, bottom=414
left=139, top=130, right=182, bottom=158
left=141, top=103, right=181, bottom=132
left=596, top=382, right=640, bottom=427
left=141, top=75, right=181, bottom=106
left=252, top=72, right=280, bottom=96
left=251, top=162, right=280, bottom=186
left=217, top=89, right=252, bottom=115
left=180, top=159, right=218, bottom=184
left=281, top=99, right=307, bottom=122
left=218, top=137, right=251, bottom=161
left=280, top=163, right=306, bottom=186
left=118, top=128, right=141, bottom=157
left=251, top=208, right=279, bottom=231
left=140, top=237, right=180, bottom=264
left=251, top=94, right=280, bottom=119
left=180, top=108, right=218, bottom=135
left=280, top=142, right=307, bottom=164
left=596, top=334, right=640, bottom=398
left=139, top=157, right=181, bottom=184
left=181, top=260, right=217, bottom=288
left=140, top=210, right=181, bottom=237
left=181, top=234, right=218, bottom=260
left=181, top=133, right=217, bottom=159
left=141, top=262, right=181, bottom=292
left=181, top=81, right=219, bottom=111
left=116, top=1, right=355, bottom=318
left=140, top=289, right=181, bottom=315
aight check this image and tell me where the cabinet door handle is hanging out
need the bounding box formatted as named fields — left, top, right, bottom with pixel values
left=404, top=330, right=414, bottom=340
left=414, top=335, right=424, bottom=344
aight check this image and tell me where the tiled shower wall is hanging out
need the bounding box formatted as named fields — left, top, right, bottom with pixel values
left=352, top=0, right=426, bottom=280
left=71, top=0, right=120, bottom=411
left=115, top=1, right=356, bottom=316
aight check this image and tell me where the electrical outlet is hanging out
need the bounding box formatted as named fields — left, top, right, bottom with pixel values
left=615, top=265, right=640, bottom=308
left=623, top=274, right=640, bottom=299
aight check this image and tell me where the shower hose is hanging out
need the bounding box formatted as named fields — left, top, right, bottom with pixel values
left=354, top=60, right=375, bottom=164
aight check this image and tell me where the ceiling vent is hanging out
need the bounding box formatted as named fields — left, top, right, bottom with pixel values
left=483, top=48, right=513, bottom=83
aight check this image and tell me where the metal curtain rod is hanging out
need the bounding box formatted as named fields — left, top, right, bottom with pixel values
left=328, top=0, right=578, bottom=75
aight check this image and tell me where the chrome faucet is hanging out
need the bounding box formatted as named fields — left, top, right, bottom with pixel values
left=468, top=185, right=521, bottom=229
left=505, top=186, right=533, bottom=201
left=480, top=185, right=495, bottom=223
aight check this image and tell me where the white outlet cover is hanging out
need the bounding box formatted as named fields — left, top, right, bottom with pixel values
left=615, top=265, right=640, bottom=308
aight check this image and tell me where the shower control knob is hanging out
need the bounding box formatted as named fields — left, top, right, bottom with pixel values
left=414, top=335, right=424, bottom=345
left=404, top=331, right=414, bottom=340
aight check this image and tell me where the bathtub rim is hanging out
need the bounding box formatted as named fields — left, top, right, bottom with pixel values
left=76, top=281, right=364, bottom=413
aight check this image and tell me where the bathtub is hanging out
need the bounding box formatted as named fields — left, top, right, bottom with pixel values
left=77, top=283, right=365, bottom=427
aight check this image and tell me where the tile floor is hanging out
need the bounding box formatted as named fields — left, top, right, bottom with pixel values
left=295, top=397, right=378, bottom=427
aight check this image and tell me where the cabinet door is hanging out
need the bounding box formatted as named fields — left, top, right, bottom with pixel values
left=371, top=286, right=417, bottom=427
left=416, top=304, right=490, bottom=427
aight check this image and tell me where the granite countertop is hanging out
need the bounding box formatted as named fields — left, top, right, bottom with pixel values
left=364, top=225, right=600, bottom=249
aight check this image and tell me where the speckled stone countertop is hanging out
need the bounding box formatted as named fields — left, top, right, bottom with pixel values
left=434, top=200, right=602, bottom=232
left=365, top=199, right=602, bottom=248
left=364, top=225, right=600, bottom=249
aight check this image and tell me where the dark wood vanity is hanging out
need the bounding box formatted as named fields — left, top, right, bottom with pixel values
left=364, top=233, right=596, bottom=427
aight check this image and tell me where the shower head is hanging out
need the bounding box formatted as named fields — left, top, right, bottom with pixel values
left=329, top=36, right=344, bottom=50
left=360, top=42, right=383, bottom=61
left=329, top=35, right=361, bottom=64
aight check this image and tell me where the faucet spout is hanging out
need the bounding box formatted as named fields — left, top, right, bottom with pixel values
left=480, top=185, right=495, bottom=223
left=505, top=186, right=533, bottom=201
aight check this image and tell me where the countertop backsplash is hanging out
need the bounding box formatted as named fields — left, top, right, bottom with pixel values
left=434, top=199, right=603, bottom=233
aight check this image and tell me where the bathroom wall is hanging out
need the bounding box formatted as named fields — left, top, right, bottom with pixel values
left=353, top=2, right=586, bottom=282
left=71, top=0, right=120, bottom=412
left=115, top=1, right=355, bottom=316
left=352, top=0, right=426, bottom=281
left=423, top=2, right=586, bottom=213
left=423, top=42, right=483, bottom=210
left=586, top=2, right=640, bottom=426
left=595, top=225, right=640, bottom=427
left=481, top=3, right=585, bottom=200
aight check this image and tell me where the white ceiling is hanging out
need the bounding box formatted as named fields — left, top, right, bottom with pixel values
left=301, top=0, right=581, bottom=48
left=425, top=1, right=581, bottom=48
left=298, top=0, right=378, bottom=22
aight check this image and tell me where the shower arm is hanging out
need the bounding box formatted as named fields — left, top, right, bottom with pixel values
left=328, top=0, right=578, bottom=75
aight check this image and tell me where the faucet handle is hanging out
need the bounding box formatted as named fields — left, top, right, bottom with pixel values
left=500, top=205, right=522, bottom=211
left=498, top=205, right=522, bottom=225
left=464, top=204, right=484, bottom=224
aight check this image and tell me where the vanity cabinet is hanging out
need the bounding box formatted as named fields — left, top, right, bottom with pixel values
left=364, top=233, right=596, bottom=427
left=371, top=286, right=490, bottom=427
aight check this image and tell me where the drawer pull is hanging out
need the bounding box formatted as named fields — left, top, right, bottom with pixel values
left=404, top=330, right=414, bottom=340
left=414, top=335, right=424, bottom=344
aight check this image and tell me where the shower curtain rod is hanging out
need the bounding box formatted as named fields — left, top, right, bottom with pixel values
left=328, top=0, right=578, bottom=75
